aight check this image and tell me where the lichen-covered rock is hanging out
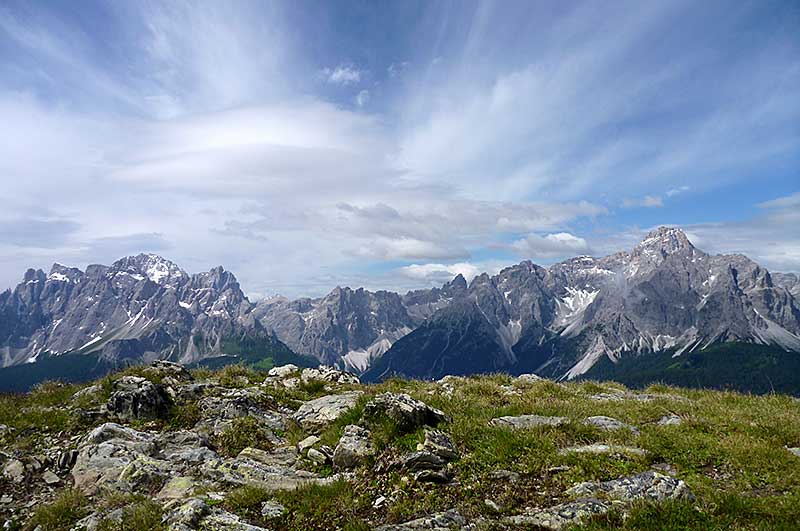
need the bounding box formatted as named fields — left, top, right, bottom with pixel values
left=144, top=360, right=194, bottom=383
left=199, top=452, right=338, bottom=492
left=71, top=423, right=156, bottom=493
left=260, top=499, right=286, bottom=519
left=307, top=448, right=329, bottom=465
left=504, top=499, right=611, bottom=530
left=489, top=415, right=568, bottom=429
left=584, top=415, right=639, bottom=434
left=333, top=425, right=374, bottom=469
left=267, top=364, right=298, bottom=378
left=558, top=444, right=646, bottom=457
left=567, top=470, right=693, bottom=502
left=417, top=428, right=459, bottom=461
left=292, top=391, right=363, bottom=431
left=196, top=388, right=285, bottom=435
left=106, top=376, right=171, bottom=420
left=297, top=435, right=320, bottom=454
left=157, top=476, right=198, bottom=499
left=374, top=508, right=465, bottom=530
left=514, top=373, right=544, bottom=384
left=301, top=366, right=360, bottom=385
left=71, top=423, right=216, bottom=494
left=3, top=459, right=25, bottom=482
left=363, top=393, right=450, bottom=433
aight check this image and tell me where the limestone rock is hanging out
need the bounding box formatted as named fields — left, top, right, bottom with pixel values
left=374, top=508, right=465, bottom=530
left=363, top=393, right=450, bottom=433
left=261, top=500, right=286, bottom=519
left=333, top=425, right=375, bottom=469
left=41, top=469, right=60, bottom=485
left=307, top=448, right=329, bottom=465
left=301, top=366, right=360, bottom=385
left=297, top=435, right=320, bottom=454
left=106, top=376, right=171, bottom=420
left=3, top=459, right=25, bottom=482
left=267, top=364, right=298, bottom=378
left=584, top=415, right=639, bottom=434
left=558, top=444, right=647, bottom=457
left=489, top=415, right=568, bottom=429
left=417, top=428, right=458, bottom=461
left=514, top=373, right=544, bottom=384
left=504, top=499, right=611, bottom=530
left=292, top=391, right=363, bottom=431
left=567, top=470, right=693, bottom=502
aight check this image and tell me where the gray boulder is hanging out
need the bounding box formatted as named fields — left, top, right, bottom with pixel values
left=490, top=414, right=568, bottom=429
left=333, top=425, right=375, bottom=469
left=374, top=509, right=465, bottom=530
left=504, top=499, right=611, bottom=530
left=106, top=376, right=171, bottom=420
left=567, top=470, right=693, bottom=502
left=292, top=391, right=363, bottom=431
left=417, top=428, right=459, bottom=461
left=584, top=415, right=639, bottom=434
left=363, top=393, right=450, bottom=433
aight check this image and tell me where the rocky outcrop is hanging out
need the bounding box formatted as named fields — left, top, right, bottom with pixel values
left=333, top=425, right=375, bottom=469
left=489, top=414, right=569, bottom=429
left=362, top=393, right=449, bottom=433
left=106, top=376, right=172, bottom=420
left=584, top=415, right=639, bottom=434
left=291, top=391, right=363, bottom=431
left=567, top=470, right=693, bottom=502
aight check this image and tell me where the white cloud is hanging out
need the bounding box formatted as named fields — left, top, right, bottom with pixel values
left=757, top=191, right=800, bottom=210
left=511, top=232, right=590, bottom=259
left=397, top=260, right=510, bottom=286
left=666, top=185, right=690, bottom=197
left=356, top=89, right=370, bottom=106
left=321, top=65, right=362, bottom=85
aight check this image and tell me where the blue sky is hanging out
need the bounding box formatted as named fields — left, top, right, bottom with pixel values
left=0, top=0, right=798, bottom=298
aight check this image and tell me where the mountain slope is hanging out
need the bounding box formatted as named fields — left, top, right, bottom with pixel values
left=366, top=227, right=800, bottom=382
left=0, top=254, right=295, bottom=371
left=254, top=275, right=468, bottom=371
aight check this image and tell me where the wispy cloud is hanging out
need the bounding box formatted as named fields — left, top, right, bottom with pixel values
left=321, top=65, right=362, bottom=85
left=623, top=196, right=664, bottom=208
left=0, top=0, right=796, bottom=297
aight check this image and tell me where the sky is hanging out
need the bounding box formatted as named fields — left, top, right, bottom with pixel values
left=0, top=0, right=798, bottom=299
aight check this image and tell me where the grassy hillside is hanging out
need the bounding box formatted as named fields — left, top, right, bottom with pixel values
left=582, top=342, right=800, bottom=395
left=1, top=364, right=799, bottom=530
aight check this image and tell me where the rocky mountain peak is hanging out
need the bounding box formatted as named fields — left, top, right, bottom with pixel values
left=447, top=273, right=468, bottom=290
left=110, top=253, right=188, bottom=286
left=636, top=226, right=694, bottom=254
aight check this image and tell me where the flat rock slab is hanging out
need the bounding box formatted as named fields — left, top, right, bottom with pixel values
left=589, top=392, right=688, bottom=403
left=291, top=391, right=363, bottom=431
left=567, top=470, right=693, bottom=502
left=490, top=415, right=569, bottom=429
left=585, top=416, right=639, bottom=434
left=558, top=444, right=647, bottom=457
left=374, top=509, right=465, bottom=530
left=504, top=498, right=611, bottom=530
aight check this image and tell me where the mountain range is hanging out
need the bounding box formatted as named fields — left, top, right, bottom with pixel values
left=1, top=227, right=799, bottom=392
